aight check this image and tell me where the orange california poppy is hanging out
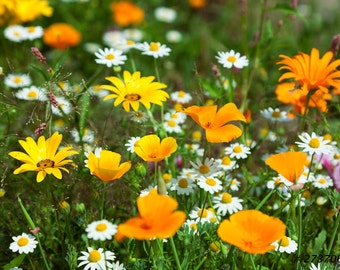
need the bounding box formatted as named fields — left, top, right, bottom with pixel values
left=275, top=82, right=332, bottom=114
left=265, top=151, right=307, bottom=183
left=217, top=209, right=286, bottom=254
left=183, top=103, right=246, bottom=143
left=134, top=134, right=177, bottom=162
left=43, top=23, right=81, bottom=50
left=110, top=1, right=144, bottom=27
left=277, top=48, right=340, bottom=95
left=116, top=189, right=186, bottom=241
left=189, top=0, right=207, bottom=9
left=86, top=150, right=131, bottom=182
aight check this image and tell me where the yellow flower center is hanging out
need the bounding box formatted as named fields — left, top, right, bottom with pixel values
left=127, top=40, right=134, bottom=45
left=95, top=223, right=108, bottom=232
left=37, top=159, right=55, bottom=169
left=334, top=153, right=340, bottom=160
left=189, top=223, right=197, bottom=230
left=105, top=53, right=115, bottom=60
left=323, top=133, right=332, bottom=141
left=27, top=26, right=36, bottom=33
left=28, top=91, right=38, bottom=98
left=279, top=236, right=290, bottom=247
left=150, top=42, right=159, bottom=51
left=192, top=131, right=202, bottom=141
left=18, top=237, right=29, bottom=246
left=125, top=93, right=141, bottom=101
left=168, top=120, right=177, bottom=127
left=274, top=178, right=283, bottom=187
left=163, top=173, right=171, bottom=184
left=178, top=90, right=186, bottom=97
left=227, top=56, right=237, bottom=63
left=271, top=111, right=281, bottom=118
left=309, top=138, right=320, bottom=148
left=178, top=178, right=189, bottom=188
left=205, top=178, right=216, bottom=186
left=197, top=209, right=208, bottom=218
left=89, top=250, right=101, bottom=262
left=210, top=216, right=218, bottom=223
left=171, top=113, right=178, bottom=119
left=318, top=178, right=326, bottom=184
left=221, top=192, right=233, bottom=203
left=233, top=145, right=243, bottom=153
left=14, top=77, right=22, bottom=83
left=199, top=164, right=210, bottom=174
left=231, top=179, right=236, bottom=185
left=221, top=156, right=231, bottom=165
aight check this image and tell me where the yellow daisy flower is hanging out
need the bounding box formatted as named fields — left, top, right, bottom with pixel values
left=101, top=70, right=169, bottom=112
left=8, top=132, right=78, bottom=182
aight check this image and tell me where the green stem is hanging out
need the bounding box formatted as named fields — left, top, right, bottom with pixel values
left=255, top=187, right=276, bottom=210
left=154, top=58, right=160, bottom=83
left=296, top=192, right=302, bottom=270
left=326, top=212, right=340, bottom=254
left=18, top=197, right=51, bottom=270
left=101, top=182, right=107, bottom=219
left=150, top=239, right=164, bottom=270
left=169, top=237, right=182, bottom=270
left=249, top=254, right=257, bottom=270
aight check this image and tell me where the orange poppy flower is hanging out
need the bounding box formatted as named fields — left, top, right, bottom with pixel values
left=189, top=0, right=207, bottom=9
left=43, top=23, right=81, bottom=50
left=277, top=48, right=340, bottom=95
left=134, top=134, right=177, bottom=162
left=86, top=150, right=131, bottom=182
left=275, top=82, right=332, bottom=114
left=116, top=189, right=186, bottom=241
left=265, top=151, right=307, bottom=183
left=110, top=1, right=144, bottom=27
left=217, top=210, right=286, bottom=254
left=183, top=103, right=246, bottom=143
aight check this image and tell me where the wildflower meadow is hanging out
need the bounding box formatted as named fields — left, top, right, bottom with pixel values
left=1, top=0, right=340, bottom=269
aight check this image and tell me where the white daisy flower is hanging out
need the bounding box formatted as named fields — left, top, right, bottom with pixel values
left=83, top=42, right=102, bottom=54
left=70, top=128, right=95, bottom=143
left=216, top=50, right=248, bottom=69
left=9, top=267, right=23, bottom=270
left=94, top=48, right=127, bottom=67
left=170, top=90, right=192, bottom=104
left=260, top=107, right=291, bottom=122
left=213, top=192, right=243, bottom=216
left=316, top=196, right=327, bottom=206
left=129, top=111, right=149, bottom=123
left=164, top=110, right=187, bottom=124
left=9, top=233, right=38, bottom=254
left=51, top=96, right=73, bottom=116
left=85, top=220, right=118, bottom=241
left=267, top=176, right=290, bottom=195
left=184, top=143, right=204, bottom=156
left=224, top=143, right=251, bottom=159
left=183, top=219, right=200, bottom=235
left=154, top=7, right=177, bottom=23
left=197, top=175, right=223, bottom=194
left=312, top=174, right=333, bottom=189
left=4, top=25, right=27, bottom=42
left=111, top=261, right=126, bottom=270
left=190, top=157, right=221, bottom=177
left=125, top=136, right=141, bottom=153
left=122, top=28, right=143, bottom=42
left=166, top=30, right=182, bottom=43
left=225, top=177, right=241, bottom=191
left=137, top=41, right=171, bottom=58
left=295, top=132, right=333, bottom=156
left=25, top=26, right=44, bottom=40
left=90, top=85, right=110, bottom=98
left=189, top=207, right=215, bottom=223
left=4, top=73, right=32, bottom=88
left=170, top=176, right=196, bottom=195
left=163, top=119, right=183, bottom=133
left=272, top=236, right=298, bottom=254
left=139, top=186, right=158, bottom=197
left=310, top=263, right=321, bottom=270
left=113, top=39, right=138, bottom=52
left=216, top=156, right=238, bottom=171
left=78, top=247, right=115, bottom=270
left=15, top=85, right=47, bottom=101
left=102, top=30, right=125, bottom=47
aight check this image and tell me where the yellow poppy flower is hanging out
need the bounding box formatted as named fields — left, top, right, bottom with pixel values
left=115, top=189, right=186, bottom=241
left=183, top=103, right=246, bottom=143
left=217, top=210, right=286, bottom=254
left=86, top=150, right=131, bottom=182
left=101, top=70, right=169, bottom=112
left=134, top=134, right=177, bottom=162
left=8, top=132, right=78, bottom=182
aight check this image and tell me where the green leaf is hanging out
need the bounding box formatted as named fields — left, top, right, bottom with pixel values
left=312, top=230, right=327, bottom=254
left=3, top=254, right=26, bottom=270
